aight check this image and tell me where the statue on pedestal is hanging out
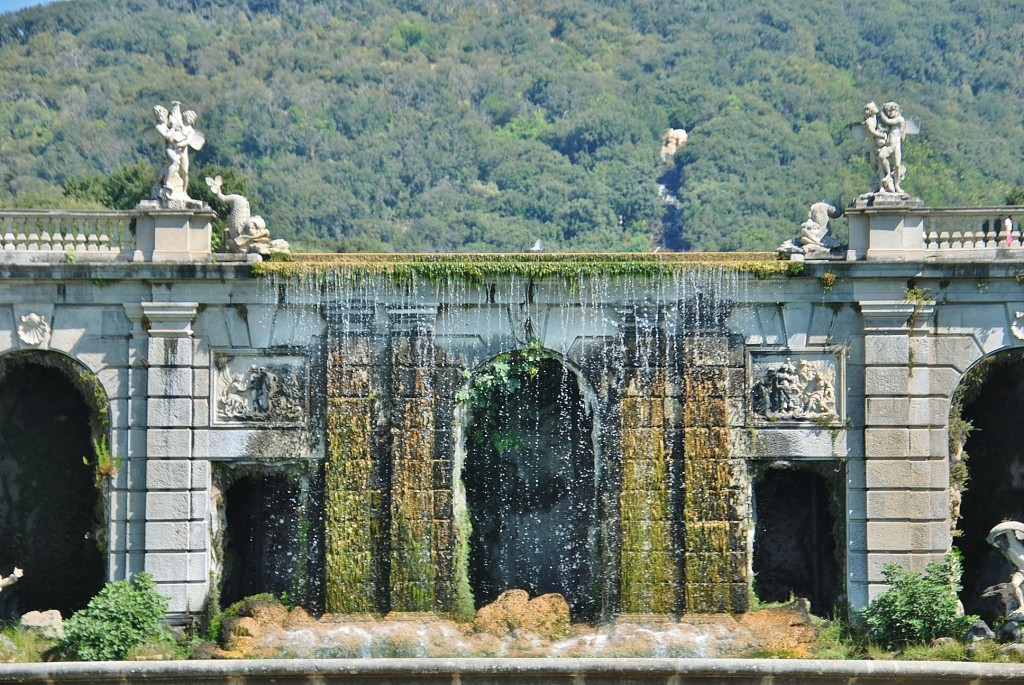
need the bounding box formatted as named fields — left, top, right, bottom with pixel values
left=153, top=101, right=205, bottom=208
left=206, top=175, right=290, bottom=257
left=858, top=100, right=918, bottom=197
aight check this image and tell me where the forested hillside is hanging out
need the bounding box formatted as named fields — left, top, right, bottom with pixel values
left=0, top=0, right=1022, bottom=252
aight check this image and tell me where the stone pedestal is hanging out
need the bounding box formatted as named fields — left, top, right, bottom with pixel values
left=133, top=202, right=215, bottom=263
left=847, top=196, right=925, bottom=261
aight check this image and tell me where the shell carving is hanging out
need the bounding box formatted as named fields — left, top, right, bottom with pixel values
left=18, top=313, right=50, bottom=346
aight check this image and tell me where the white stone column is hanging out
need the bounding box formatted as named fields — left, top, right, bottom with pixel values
left=858, top=299, right=948, bottom=606
left=140, top=302, right=207, bottom=617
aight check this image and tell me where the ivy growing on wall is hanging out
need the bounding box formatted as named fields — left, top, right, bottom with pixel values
left=455, top=338, right=549, bottom=452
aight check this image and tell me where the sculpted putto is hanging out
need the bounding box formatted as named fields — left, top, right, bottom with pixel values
left=860, top=100, right=917, bottom=194
left=154, top=101, right=205, bottom=206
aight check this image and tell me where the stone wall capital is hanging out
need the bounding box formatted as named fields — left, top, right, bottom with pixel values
left=141, top=302, right=199, bottom=337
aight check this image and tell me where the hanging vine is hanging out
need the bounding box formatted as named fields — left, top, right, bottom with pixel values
left=456, top=338, right=549, bottom=452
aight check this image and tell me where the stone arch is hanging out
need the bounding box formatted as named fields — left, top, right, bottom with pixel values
left=946, top=348, right=1024, bottom=618
left=0, top=349, right=109, bottom=617
left=452, top=346, right=603, bottom=620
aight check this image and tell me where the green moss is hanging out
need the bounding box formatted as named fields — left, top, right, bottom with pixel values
left=324, top=398, right=379, bottom=613
left=680, top=366, right=742, bottom=613
left=253, top=252, right=790, bottom=285
left=619, top=393, right=678, bottom=614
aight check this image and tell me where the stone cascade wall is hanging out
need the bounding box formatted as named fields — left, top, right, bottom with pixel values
left=324, top=334, right=386, bottom=613
left=617, top=314, right=680, bottom=614
left=681, top=362, right=747, bottom=613
left=387, top=320, right=444, bottom=613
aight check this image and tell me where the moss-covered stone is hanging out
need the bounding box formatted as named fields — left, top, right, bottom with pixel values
left=680, top=359, right=746, bottom=614
left=253, top=252, right=791, bottom=285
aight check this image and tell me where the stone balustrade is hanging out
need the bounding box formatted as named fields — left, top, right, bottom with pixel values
left=922, top=207, right=1023, bottom=254
left=0, top=210, right=136, bottom=260
left=0, top=205, right=215, bottom=263
left=845, top=204, right=1024, bottom=261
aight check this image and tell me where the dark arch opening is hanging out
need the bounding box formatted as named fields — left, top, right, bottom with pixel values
left=462, top=356, right=598, bottom=619
left=221, top=470, right=322, bottom=611
left=752, top=466, right=841, bottom=616
left=952, top=352, right=1024, bottom=619
left=0, top=354, right=105, bottom=618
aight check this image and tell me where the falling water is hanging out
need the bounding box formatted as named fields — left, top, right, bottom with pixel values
left=241, top=257, right=758, bottom=621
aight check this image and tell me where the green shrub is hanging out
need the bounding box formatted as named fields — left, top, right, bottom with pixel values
left=861, top=551, right=976, bottom=649
left=59, top=572, right=169, bottom=661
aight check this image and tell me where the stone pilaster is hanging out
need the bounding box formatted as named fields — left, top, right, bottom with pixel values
left=323, top=304, right=387, bottom=613
left=617, top=308, right=680, bottom=615
left=857, top=299, right=947, bottom=606
left=387, top=307, right=442, bottom=613
left=139, top=301, right=206, bottom=617
left=680, top=357, right=745, bottom=613
left=114, top=304, right=149, bottom=581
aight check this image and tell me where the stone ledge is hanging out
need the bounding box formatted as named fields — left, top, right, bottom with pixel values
left=0, top=657, right=1022, bottom=684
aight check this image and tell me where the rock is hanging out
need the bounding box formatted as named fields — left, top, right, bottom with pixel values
left=473, top=589, right=530, bottom=636
left=0, top=634, right=16, bottom=658
left=221, top=598, right=290, bottom=651
left=1001, top=643, right=1024, bottom=655
left=20, top=609, right=63, bottom=639
left=963, top=619, right=995, bottom=642
left=473, top=589, right=571, bottom=640
left=999, top=620, right=1021, bottom=643
left=518, top=593, right=571, bottom=640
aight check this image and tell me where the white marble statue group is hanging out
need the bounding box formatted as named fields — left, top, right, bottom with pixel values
left=152, top=101, right=288, bottom=256
left=862, top=100, right=917, bottom=195
left=153, top=101, right=204, bottom=208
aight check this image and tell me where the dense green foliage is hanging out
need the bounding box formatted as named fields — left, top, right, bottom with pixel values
left=861, top=552, right=976, bottom=649
left=456, top=338, right=547, bottom=451
left=0, top=1, right=1022, bottom=252
left=59, top=572, right=169, bottom=661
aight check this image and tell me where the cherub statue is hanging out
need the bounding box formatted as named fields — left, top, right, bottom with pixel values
left=854, top=100, right=918, bottom=194
left=154, top=101, right=205, bottom=206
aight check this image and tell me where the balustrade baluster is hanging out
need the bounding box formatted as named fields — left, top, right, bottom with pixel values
left=15, top=217, right=27, bottom=250
left=76, top=218, right=87, bottom=252
left=51, top=217, right=64, bottom=253
left=3, top=216, right=14, bottom=251
left=26, top=216, right=39, bottom=251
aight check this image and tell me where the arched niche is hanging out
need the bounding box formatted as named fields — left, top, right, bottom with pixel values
left=751, top=462, right=843, bottom=616
left=453, top=347, right=602, bottom=620
left=0, top=350, right=108, bottom=617
left=214, top=463, right=323, bottom=613
left=949, top=349, right=1024, bottom=618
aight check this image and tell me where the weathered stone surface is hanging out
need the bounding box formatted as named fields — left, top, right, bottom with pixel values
left=20, top=610, right=63, bottom=639
left=473, top=590, right=571, bottom=640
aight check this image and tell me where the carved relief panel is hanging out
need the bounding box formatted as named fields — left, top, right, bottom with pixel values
left=213, top=352, right=308, bottom=426
left=748, top=349, right=843, bottom=424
